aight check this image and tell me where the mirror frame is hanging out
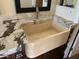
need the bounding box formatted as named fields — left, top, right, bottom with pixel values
left=15, top=0, right=51, bottom=13
left=60, top=0, right=75, bottom=8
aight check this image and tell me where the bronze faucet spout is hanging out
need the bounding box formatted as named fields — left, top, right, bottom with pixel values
left=33, top=6, right=39, bottom=24
left=36, top=6, right=39, bottom=19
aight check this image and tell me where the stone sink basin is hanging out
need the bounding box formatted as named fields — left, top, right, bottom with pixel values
left=21, top=19, right=70, bottom=58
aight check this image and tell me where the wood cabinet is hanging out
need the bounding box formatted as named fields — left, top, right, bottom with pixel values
left=1, top=43, right=67, bottom=59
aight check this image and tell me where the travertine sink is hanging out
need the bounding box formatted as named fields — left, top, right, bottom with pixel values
left=21, top=19, right=70, bottom=58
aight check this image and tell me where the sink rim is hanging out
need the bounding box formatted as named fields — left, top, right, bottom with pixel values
left=21, top=20, right=70, bottom=43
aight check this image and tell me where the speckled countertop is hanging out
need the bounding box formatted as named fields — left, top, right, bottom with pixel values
left=0, top=18, right=28, bottom=58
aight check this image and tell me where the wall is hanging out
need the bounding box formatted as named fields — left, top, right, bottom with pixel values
left=0, top=0, right=57, bottom=19
left=0, top=0, right=16, bottom=16
left=0, top=1, right=2, bottom=14
left=0, top=2, right=1, bottom=14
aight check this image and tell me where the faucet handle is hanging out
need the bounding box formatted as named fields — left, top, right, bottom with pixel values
left=36, top=6, right=39, bottom=13
left=36, top=6, right=39, bottom=19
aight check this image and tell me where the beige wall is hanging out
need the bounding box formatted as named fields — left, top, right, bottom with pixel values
left=0, top=2, right=1, bottom=14
left=50, top=0, right=57, bottom=16
left=0, top=0, right=56, bottom=18
left=0, top=0, right=16, bottom=16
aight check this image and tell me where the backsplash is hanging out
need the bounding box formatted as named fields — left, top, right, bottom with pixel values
left=55, top=5, right=78, bottom=23
left=16, top=11, right=52, bottom=19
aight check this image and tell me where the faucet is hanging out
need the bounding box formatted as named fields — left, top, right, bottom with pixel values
left=33, top=6, right=39, bottom=24
left=36, top=6, right=39, bottom=19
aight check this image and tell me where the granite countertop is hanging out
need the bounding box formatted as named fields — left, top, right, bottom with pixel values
left=0, top=14, right=75, bottom=58
left=0, top=19, right=27, bottom=58
left=0, top=12, right=51, bottom=58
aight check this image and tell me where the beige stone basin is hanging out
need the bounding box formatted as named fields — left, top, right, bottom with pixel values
left=21, top=19, right=70, bottom=58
